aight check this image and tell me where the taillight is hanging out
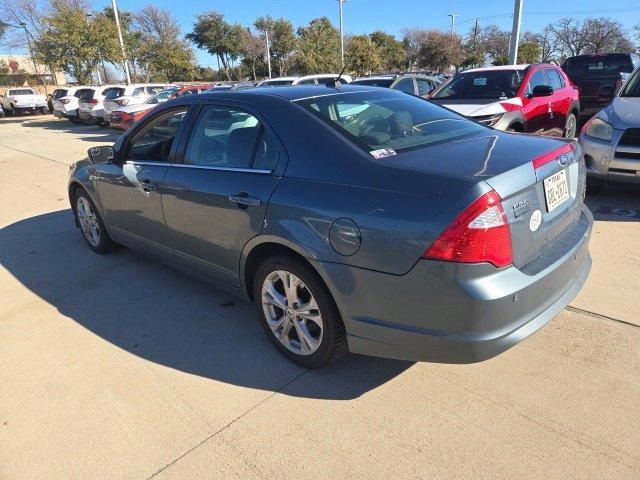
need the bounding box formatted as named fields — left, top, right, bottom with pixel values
left=531, top=143, right=575, bottom=169
left=116, top=98, right=129, bottom=106
left=60, top=98, right=70, bottom=104
left=90, top=98, right=99, bottom=104
left=423, top=191, right=512, bottom=268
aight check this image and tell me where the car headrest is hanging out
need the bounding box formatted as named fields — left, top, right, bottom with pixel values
left=227, top=127, right=260, bottom=168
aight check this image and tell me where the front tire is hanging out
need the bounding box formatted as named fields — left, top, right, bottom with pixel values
left=564, top=112, right=577, bottom=139
left=74, top=189, right=116, bottom=253
left=254, top=256, right=347, bottom=368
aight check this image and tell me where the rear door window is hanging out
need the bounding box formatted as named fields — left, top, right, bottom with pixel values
left=393, top=78, right=415, bottom=94
left=104, top=87, right=124, bottom=100
left=146, top=86, right=165, bottom=95
left=416, top=78, right=433, bottom=96
left=525, top=70, right=548, bottom=95
left=132, top=87, right=145, bottom=96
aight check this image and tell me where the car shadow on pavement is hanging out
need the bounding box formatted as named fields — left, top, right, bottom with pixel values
left=18, top=117, right=122, bottom=143
left=585, top=183, right=640, bottom=223
left=0, top=210, right=413, bottom=400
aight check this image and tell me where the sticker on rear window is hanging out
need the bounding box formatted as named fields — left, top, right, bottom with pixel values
left=370, top=148, right=397, bottom=159
left=473, top=77, right=487, bottom=86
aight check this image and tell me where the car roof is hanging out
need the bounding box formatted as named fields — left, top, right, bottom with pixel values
left=462, top=64, right=531, bottom=73
left=195, top=84, right=383, bottom=102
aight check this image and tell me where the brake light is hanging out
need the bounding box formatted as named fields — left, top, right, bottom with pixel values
left=60, top=98, right=71, bottom=104
left=531, top=143, right=575, bottom=169
left=116, top=98, right=129, bottom=106
left=90, top=98, right=99, bottom=105
left=423, top=191, right=512, bottom=268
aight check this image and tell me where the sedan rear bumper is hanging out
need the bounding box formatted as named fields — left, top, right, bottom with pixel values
left=318, top=206, right=592, bottom=363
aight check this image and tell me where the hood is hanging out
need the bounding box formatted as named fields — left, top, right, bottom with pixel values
left=606, top=96, right=640, bottom=129
left=432, top=97, right=523, bottom=117
left=114, top=103, right=156, bottom=115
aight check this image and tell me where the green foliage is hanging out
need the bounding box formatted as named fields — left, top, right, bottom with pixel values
left=254, top=16, right=296, bottom=76
left=369, top=31, right=405, bottom=71
left=346, top=35, right=381, bottom=76
left=517, top=41, right=541, bottom=64
left=294, top=17, right=341, bottom=74
left=187, top=11, right=244, bottom=79
left=418, top=30, right=463, bottom=72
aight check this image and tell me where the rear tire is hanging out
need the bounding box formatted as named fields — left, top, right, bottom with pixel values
left=586, top=178, right=605, bottom=195
left=73, top=189, right=117, bottom=253
left=253, top=256, right=347, bottom=368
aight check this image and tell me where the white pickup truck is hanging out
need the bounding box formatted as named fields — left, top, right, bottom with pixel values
left=0, top=88, right=48, bottom=115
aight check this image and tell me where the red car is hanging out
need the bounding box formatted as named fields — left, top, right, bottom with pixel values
left=430, top=64, right=580, bottom=138
left=109, top=84, right=212, bottom=130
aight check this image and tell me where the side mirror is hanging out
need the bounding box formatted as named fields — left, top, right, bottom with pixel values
left=88, top=145, right=115, bottom=164
left=531, top=85, right=553, bottom=97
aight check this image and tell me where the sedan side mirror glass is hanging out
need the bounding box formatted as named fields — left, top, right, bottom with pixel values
left=531, top=85, right=553, bottom=97
left=88, top=145, right=115, bottom=164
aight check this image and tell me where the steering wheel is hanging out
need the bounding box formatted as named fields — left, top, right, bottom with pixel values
left=359, top=117, right=382, bottom=135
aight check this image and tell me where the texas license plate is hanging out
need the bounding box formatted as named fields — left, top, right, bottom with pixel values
left=543, top=169, right=570, bottom=212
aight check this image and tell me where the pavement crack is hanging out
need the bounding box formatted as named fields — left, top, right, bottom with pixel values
left=565, top=305, right=638, bottom=329
left=145, top=368, right=309, bottom=480
left=0, top=144, right=71, bottom=166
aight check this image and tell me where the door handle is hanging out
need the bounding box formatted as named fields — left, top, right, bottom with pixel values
left=139, top=178, right=157, bottom=191
left=228, top=193, right=261, bottom=207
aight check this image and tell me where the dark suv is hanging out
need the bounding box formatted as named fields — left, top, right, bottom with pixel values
left=562, top=53, right=640, bottom=119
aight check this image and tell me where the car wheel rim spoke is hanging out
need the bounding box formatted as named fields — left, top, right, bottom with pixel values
left=76, top=197, right=100, bottom=247
left=261, top=270, right=323, bottom=356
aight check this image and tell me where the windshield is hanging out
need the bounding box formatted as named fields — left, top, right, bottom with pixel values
left=432, top=70, right=524, bottom=100
left=352, top=78, right=394, bottom=88
left=9, top=89, right=35, bottom=95
left=104, top=87, right=125, bottom=100
left=261, top=80, right=294, bottom=86
left=565, top=55, right=634, bottom=76
left=296, top=90, right=485, bottom=154
left=621, top=68, right=640, bottom=97
left=145, top=89, right=178, bottom=104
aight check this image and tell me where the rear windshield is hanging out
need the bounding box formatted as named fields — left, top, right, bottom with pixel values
left=103, top=87, right=125, bottom=100
left=295, top=91, right=485, bottom=154
left=8, top=89, right=35, bottom=95
left=79, top=89, right=96, bottom=101
left=432, top=70, right=524, bottom=100
left=53, top=89, right=68, bottom=99
left=352, top=78, right=394, bottom=88
left=564, top=55, right=634, bottom=75
left=261, top=80, right=294, bottom=86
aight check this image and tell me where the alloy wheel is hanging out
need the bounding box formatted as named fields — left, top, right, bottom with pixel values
left=261, top=270, right=323, bottom=355
left=565, top=115, right=577, bottom=139
left=76, top=196, right=101, bottom=247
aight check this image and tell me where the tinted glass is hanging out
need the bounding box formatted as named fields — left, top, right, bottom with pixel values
left=79, top=89, right=96, bottom=101
left=8, top=89, right=35, bottom=95
left=126, top=109, right=188, bottom=162
left=433, top=70, right=524, bottom=100
left=53, top=89, right=68, bottom=99
left=104, top=87, right=124, bottom=99
left=546, top=69, right=563, bottom=90
left=393, top=78, right=415, bottom=94
left=621, top=68, right=640, bottom=97
left=565, top=55, right=634, bottom=75
left=416, top=78, right=433, bottom=96
left=525, top=70, right=548, bottom=95
left=261, top=80, right=294, bottom=86
left=185, top=106, right=278, bottom=170
left=147, top=86, right=165, bottom=95
left=296, top=90, right=485, bottom=154
left=132, top=87, right=144, bottom=96
left=74, top=89, right=90, bottom=98
left=352, top=78, right=394, bottom=88
left=297, top=79, right=317, bottom=85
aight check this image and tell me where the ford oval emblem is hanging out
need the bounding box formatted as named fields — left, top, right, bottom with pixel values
left=556, top=153, right=569, bottom=166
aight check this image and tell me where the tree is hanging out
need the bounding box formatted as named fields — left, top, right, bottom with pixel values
left=240, top=28, right=263, bottom=80
left=370, top=31, right=405, bottom=71
left=294, top=17, right=340, bottom=74
left=187, top=11, right=243, bottom=80
left=346, top=35, right=381, bottom=76
left=401, top=27, right=427, bottom=68
left=133, top=5, right=196, bottom=82
left=549, top=17, right=632, bottom=57
left=34, top=0, right=116, bottom=84
left=477, top=25, right=510, bottom=64
left=254, top=16, right=297, bottom=76
left=417, top=30, right=463, bottom=72
left=517, top=41, right=541, bottom=64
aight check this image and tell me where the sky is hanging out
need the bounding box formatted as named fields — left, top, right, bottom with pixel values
left=7, top=0, right=640, bottom=68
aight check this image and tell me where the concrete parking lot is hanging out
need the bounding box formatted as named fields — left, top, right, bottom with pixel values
left=0, top=115, right=639, bottom=479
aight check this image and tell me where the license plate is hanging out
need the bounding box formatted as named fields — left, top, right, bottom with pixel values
left=543, top=169, right=570, bottom=212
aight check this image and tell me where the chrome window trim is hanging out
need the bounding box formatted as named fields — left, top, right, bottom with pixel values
left=125, top=160, right=272, bottom=174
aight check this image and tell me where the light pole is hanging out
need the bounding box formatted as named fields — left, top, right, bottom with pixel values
left=265, top=28, right=272, bottom=79
left=447, top=14, right=458, bottom=35
left=338, top=0, right=348, bottom=68
left=111, top=0, right=131, bottom=84
left=508, top=0, right=523, bottom=65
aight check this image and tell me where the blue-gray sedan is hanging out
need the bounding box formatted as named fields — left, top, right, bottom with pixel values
left=68, top=85, right=593, bottom=368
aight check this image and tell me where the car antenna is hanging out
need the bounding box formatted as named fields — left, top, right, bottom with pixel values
left=327, top=65, right=349, bottom=88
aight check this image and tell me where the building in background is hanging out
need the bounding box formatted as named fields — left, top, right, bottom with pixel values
left=0, top=54, right=66, bottom=87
